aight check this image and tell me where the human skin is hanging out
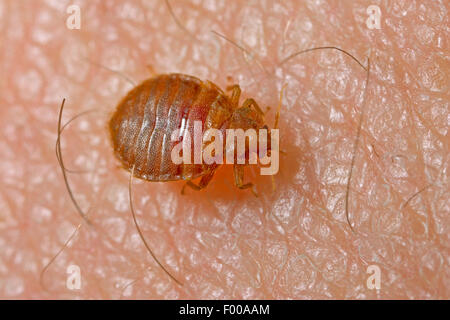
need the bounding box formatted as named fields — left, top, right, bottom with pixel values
left=0, top=0, right=448, bottom=299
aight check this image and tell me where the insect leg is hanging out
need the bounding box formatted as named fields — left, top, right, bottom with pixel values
left=233, top=164, right=258, bottom=197
left=226, top=84, right=241, bottom=109
left=181, top=171, right=215, bottom=194
left=274, top=83, right=287, bottom=130
left=240, top=98, right=265, bottom=117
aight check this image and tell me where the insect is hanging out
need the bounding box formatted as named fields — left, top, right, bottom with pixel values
left=109, top=73, right=280, bottom=196
left=53, top=43, right=368, bottom=287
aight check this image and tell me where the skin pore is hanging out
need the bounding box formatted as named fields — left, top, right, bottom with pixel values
left=0, top=0, right=448, bottom=299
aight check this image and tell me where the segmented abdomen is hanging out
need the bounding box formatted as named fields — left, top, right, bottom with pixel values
left=109, top=73, right=233, bottom=181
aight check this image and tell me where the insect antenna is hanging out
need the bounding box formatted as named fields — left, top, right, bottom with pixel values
left=128, top=165, right=183, bottom=286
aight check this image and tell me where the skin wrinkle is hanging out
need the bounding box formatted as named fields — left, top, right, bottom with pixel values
left=0, top=0, right=448, bottom=299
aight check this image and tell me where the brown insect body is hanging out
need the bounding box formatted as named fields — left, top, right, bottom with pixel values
left=109, top=73, right=267, bottom=192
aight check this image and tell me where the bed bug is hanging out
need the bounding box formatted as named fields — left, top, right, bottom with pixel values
left=52, top=24, right=369, bottom=286
left=109, top=73, right=280, bottom=195
left=106, top=47, right=367, bottom=285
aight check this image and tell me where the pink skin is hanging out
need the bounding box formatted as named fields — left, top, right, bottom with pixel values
left=0, top=0, right=448, bottom=299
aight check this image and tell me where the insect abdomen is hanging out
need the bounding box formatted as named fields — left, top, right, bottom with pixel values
left=109, top=73, right=233, bottom=181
